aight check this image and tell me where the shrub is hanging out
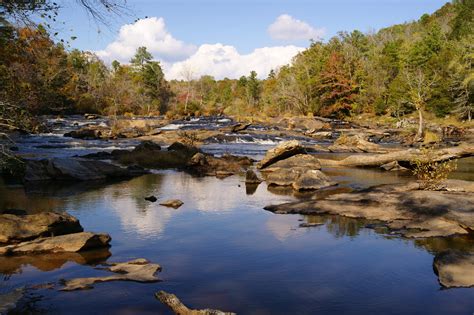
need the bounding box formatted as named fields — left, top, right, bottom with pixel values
left=177, top=130, right=199, bottom=146
left=411, top=147, right=457, bottom=190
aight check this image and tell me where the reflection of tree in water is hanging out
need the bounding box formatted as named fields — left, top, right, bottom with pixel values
left=414, top=235, right=474, bottom=256
left=0, top=248, right=111, bottom=276
left=302, top=214, right=373, bottom=239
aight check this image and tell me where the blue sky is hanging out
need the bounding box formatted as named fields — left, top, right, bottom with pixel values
left=54, top=0, right=449, bottom=79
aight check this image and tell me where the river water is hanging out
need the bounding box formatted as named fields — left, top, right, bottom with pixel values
left=1, top=117, right=473, bottom=314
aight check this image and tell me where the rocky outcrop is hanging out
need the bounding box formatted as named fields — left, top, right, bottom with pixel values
left=64, top=126, right=106, bottom=140
left=24, top=158, right=147, bottom=182
left=61, top=258, right=161, bottom=291
left=159, top=199, right=184, bottom=209
left=257, top=140, right=306, bottom=169
left=156, top=290, right=236, bottom=315
left=328, top=134, right=385, bottom=153
left=0, top=232, right=111, bottom=255
left=265, top=180, right=474, bottom=238
left=433, top=251, right=474, bottom=288
left=0, top=212, right=83, bottom=244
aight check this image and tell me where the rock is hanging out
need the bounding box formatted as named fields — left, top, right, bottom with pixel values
left=133, top=141, right=161, bottom=152
left=264, top=167, right=305, bottom=186
left=292, top=170, right=337, bottom=191
left=0, top=288, right=24, bottom=314
left=24, top=158, right=144, bottom=182
left=168, top=142, right=201, bottom=156
left=61, top=258, right=161, bottom=291
left=0, top=232, right=111, bottom=255
left=433, top=251, right=474, bottom=288
left=265, top=180, right=474, bottom=238
left=245, top=169, right=262, bottom=184
left=155, top=290, right=236, bottom=315
left=257, top=140, right=306, bottom=169
left=328, top=134, right=384, bottom=153
left=0, top=212, right=83, bottom=244
left=188, top=153, right=251, bottom=177
left=0, top=209, right=27, bottom=215
left=145, top=196, right=157, bottom=202
left=159, top=199, right=184, bottom=209
left=64, top=127, right=105, bottom=140
left=231, top=123, right=251, bottom=133
left=84, top=114, right=99, bottom=120
left=260, top=154, right=321, bottom=172
left=188, top=153, right=208, bottom=167
left=380, top=161, right=408, bottom=171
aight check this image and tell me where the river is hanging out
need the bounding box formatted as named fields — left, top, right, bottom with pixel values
left=1, top=116, right=473, bottom=314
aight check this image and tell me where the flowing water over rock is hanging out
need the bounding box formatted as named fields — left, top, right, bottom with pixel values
left=1, top=116, right=474, bottom=314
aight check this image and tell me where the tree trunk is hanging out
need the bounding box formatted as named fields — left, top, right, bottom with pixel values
left=318, top=145, right=474, bottom=168
left=414, top=108, right=424, bottom=142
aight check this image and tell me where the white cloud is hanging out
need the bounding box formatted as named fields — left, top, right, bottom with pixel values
left=268, top=14, right=325, bottom=41
left=96, top=17, right=197, bottom=64
left=95, top=17, right=306, bottom=80
left=165, top=43, right=304, bottom=80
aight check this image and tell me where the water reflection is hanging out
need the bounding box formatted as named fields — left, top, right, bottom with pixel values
left=0, top=248, right=111, bottom=276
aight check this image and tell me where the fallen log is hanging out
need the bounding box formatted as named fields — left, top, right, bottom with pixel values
left=155, top=291, right=235, bottom=315
left=319, top=144, right=474, bottom=168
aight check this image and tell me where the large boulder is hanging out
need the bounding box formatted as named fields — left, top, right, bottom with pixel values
left=0, top=212, right=83, bottom=244
left=133, top=140, right=161, bottom=152
left=292, top=170, right=337, bottom=191
left=257, top=140, right=306, bottom=169
left=24, top=158, right=145, bottom=182
left=260, top=154, right=321, bottom=173
left=328, top=134, right=384, bottom=153
left=0, top=232, right=111, bottom=255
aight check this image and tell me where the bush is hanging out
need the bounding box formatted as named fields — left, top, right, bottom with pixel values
left=411, top=147, right=457, bottom=190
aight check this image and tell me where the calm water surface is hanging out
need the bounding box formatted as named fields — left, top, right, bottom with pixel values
left=1, top=169, right=474, bottom=314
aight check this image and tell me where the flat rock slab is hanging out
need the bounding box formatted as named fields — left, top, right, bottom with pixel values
left=160, top=199, right=184, bottom=209
left=257, top=140, right=306, bottom=169
left=265, top=180, right=474, bottom=238
left=156, top=290, right=236, bottom=315
left=0, top=212, right=83, bottom=244
left=0, top=232, right=111, bottom=256
left=433, top=251, right=474, bottom=288
left=61, top=258, right=161, bottom=291
left=24, top=158, right=145, bottom=182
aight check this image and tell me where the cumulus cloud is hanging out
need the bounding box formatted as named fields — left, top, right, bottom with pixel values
left=96, top=17, right=197, bottom=64
left=165, top=44, right=304, bottom=80
left=268, top=14, right=325, bottom=41
left=95, top=17, right=306, bottom=80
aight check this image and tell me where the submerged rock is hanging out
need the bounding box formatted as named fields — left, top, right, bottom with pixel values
left=433, top=251, right=474, bottom=288
left=156, top=290, right=236, bottom=315
left=61, top=258, right=161, bottom=291
left=0, top=212, right=83, bottom=244
left=159, top=199, right=184, bottom=209
left=0, top=232, right=111, bottom=256
left=257, top=140, right=306, bottom=169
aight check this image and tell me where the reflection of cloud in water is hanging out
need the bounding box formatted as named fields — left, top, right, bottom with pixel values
left=265, top=215, right=304, bottom=241
left=107, top=196, right=175, bottom=238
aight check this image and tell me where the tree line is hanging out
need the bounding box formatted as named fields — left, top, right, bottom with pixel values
left=0, top=0, right=472, bottom=133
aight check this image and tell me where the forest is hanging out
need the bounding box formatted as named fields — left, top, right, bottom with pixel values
left=0, top=0, right=473, bottom=131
